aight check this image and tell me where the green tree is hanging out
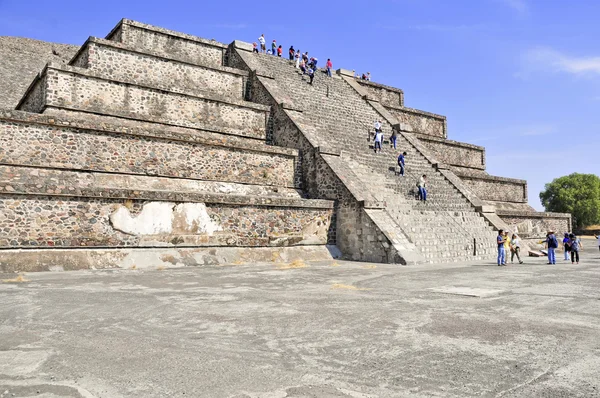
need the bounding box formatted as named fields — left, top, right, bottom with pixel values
left=540, top=173, right=600, bottom=229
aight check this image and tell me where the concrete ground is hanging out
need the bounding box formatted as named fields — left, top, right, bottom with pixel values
left=1, top=244, right=599, bottom=397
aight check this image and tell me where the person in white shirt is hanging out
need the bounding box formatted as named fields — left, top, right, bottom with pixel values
left=510, top=234, right=524, bottom=264
left=374, top=131, right=383, bottom=153
left=258, top=34, right=266, bottom=53
left=596, top=234, right=600, bottom=252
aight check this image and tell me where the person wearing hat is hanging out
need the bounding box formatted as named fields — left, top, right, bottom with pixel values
left=545, top=230, right=558, bottom=264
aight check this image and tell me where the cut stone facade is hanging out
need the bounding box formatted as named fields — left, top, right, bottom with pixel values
left=0, top=114, right=296, bottom=188
left=18, top=64, right=269, bottom=139
left=0, top=18, right=571, bottom=270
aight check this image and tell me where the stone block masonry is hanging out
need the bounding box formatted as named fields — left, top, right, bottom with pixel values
left=71, top=37, right=247, bottom=101
left=458, top=173, right=527, bottom=203
left=0, top=195, right=332, bottom=248
left=18, top=63, right=269, bottom=140
left=106, top=19, right=227, bottom=69
left=498, top=210, right=572, bottom=239
left=388, top=105, right=447, bottom=138
left=357, top=79, right=404, bottom=107
left=0, top=18, right=572, bottom=268
left=0, top=114, right=296, bottom=188
left=416, top=134, right=485, bottom=170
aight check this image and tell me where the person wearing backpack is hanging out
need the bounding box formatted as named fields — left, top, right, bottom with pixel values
left=569, top=233, right=582, bottom=264
left=545, top=230, right=558, bottom=264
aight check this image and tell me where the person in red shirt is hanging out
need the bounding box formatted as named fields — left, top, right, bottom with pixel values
left=326, top=59, right=333, bottom=77
left=277, top=45, right=282, bottom=57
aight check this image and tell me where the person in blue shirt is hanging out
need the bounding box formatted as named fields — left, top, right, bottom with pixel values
left=497, top=229, right=506, bottom=266
left=397, top=151, right=407, bottom=177
left=545, top=230, right=558, bottom=264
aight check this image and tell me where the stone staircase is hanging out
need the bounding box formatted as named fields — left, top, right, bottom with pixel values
left=231, top=48, right=498, bottom=263
left=0, top=19, right=336, bottom=272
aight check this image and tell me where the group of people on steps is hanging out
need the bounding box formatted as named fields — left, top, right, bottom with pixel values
left=374, top=122, right=428, bottom=201
left=253, top=34, right=367, bottom=84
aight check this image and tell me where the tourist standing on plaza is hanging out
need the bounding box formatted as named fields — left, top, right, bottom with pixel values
left=569, top=233, right=582, bottom=264
left=374, top=130, right=383, bottom=153
left=258, top=34, right=266, bottom=53
left=397, top=151, right=407, bottom=176
left=563, top=233, right=571, bottom=260
left=418, top=175, right=427, bottom=201
left=390, top=130, right=397, bottom=149
left=295, top=50, right=301, bottom=68
left=545, top=230, right=558, bottom=264
left=289, top=46, right=295, bottom=61
left=510, top=233, right=524, bottom=264
left=326, top=59, right=333, bottom=77
left=497, top=229, right=506, bottom=266
left=595, top=234, right=600, bottom=252
left=271, top=40, right=277, bottom=55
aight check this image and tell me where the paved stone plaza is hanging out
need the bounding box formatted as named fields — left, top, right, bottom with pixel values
left=1, top=244, right=599, bottom=397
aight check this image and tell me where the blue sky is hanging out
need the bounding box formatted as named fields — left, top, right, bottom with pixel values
left=1, top=0, right=598, bottom=210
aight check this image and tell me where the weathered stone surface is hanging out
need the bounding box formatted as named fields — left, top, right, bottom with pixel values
left=356, top=79, right=404, bottom=107
left=0, top=115, right=296, bottom=187
left=498, top=210, right=572, bottom=239
left=0, top=195, right=332, bottom=248
left=388, top=105, right=447, bottom=138
left=0, top=36, right=78, bottom=109
left=72, top=37, right=247, bottom=100
left=458, top=173, right=527, bottom=203
left=107, top=19, right=227, bottom=68
left=417, top=134, right=485, bottom=169
left=18, top=64, right=268, bottom=139
left=0, top=18, right=572, bottom=266
left=0, top=246, right=334, bottom=272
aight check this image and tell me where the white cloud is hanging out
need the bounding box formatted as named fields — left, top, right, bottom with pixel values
left=522, top=47, right=600, bottom=77
left=498, top=0, right=529, bottom=15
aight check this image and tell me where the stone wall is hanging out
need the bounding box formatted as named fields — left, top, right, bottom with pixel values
left=0, top=195, right=332, bottom=248
left=356, top=80, right=404, bottom=107
left=0, top=116, right=296, bottom=188
left=16, top=74, right=45, bottom=113
left=0, top=165, right=302, bottom=200
left=498, top=211, right=572, bottom=239
left=107, top=19, right=226, bottom=69
left=17, top=64, right=269, bottom=139
left=416, top=134, right=485, bottom=169
left=459, top=174, right=527, bottom=203
left=387, top=106, right=447, bottom=138
left=71, top=38, right=246, bottom=100
left=0, top=36, right=78, bottom=109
